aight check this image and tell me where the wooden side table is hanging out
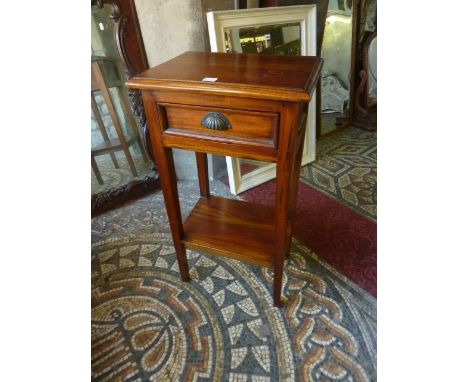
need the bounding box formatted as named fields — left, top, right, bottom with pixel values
left=127, top=51, right=322, bottom=306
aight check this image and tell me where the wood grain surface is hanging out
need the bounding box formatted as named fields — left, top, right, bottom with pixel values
left=127, top=51, right=322, bottom=102
left=133, top=51, right=322, bottom=306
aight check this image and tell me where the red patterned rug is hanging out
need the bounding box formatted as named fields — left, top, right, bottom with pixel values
left=240, top=179, right=377, bottom=297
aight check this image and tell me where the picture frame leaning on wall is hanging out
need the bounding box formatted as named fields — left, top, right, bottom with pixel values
left=207, top=5, right=317, bottom=194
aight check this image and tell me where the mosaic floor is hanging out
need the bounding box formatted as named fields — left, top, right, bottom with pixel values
left=301, top=127, right=377, bottom=221
left=92, top=181, right=377, bottom=381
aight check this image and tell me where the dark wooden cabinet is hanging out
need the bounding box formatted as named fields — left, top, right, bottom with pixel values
left=127, top=51, right=322, bottom=306
left=91, top=0, right=160, bottom=217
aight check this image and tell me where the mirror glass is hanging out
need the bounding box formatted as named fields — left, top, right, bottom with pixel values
left=91, top=4, right=152, bottom=196
left=225, top=22, right=302, bottom=180
left=320, top=0, right=353, bottom=135
left=225, top=22, right=301, bottom=55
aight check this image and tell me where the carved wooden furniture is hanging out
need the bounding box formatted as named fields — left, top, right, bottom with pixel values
left=91, top=0, right=160, bottom=217
left=91, top=57, right=148, bottom=180
left=127, top=51, right=322, bottom=306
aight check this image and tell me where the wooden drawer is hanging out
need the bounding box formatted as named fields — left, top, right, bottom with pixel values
left=161, top=103, right=279, bottom=146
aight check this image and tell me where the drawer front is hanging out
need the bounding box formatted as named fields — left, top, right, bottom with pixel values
left=162, top=103, right=278, bottom=144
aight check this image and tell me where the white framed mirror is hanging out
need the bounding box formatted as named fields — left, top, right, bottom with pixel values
left=207, top=5, right=317, bottom=195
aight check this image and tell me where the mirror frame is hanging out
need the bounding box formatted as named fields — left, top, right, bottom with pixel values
left=91, top=0, right=160, bottom=216
left=207, top=5, right=317, bottom=194
left=251, top=1, right=329, bottom=139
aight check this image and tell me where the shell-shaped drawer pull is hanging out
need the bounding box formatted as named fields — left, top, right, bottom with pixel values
left=200, top=112, right=232, bottom=131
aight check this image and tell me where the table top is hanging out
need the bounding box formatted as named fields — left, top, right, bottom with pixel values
left=126, top=51, right=322, bottom=102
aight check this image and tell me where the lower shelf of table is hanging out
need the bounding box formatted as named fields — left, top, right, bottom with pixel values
left=182, top=196, right=276, bottom=268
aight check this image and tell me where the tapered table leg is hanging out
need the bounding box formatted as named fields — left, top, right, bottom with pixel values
left=142, top=92, right=190, bottom=282
left=285, top=112, right=308, bottom=256
left=273, top=104, right=302, bottom=307
left=195, top=152, right=210, bottom=198
left=158, top=147, right=190, bottom=281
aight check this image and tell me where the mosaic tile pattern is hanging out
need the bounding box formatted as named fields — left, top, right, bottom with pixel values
left=301, top=127, right=377, bottom=221
left=92, top=181, right=376, bottom=381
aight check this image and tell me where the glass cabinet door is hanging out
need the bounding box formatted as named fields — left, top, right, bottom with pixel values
left=91, top=1, right=158, bottom=215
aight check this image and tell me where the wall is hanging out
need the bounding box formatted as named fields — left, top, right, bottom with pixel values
left=134, top=0, right=236, bottom=180
left=134, top=0, right=205, bottom=67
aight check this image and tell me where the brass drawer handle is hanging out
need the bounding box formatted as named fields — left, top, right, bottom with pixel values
left=200, top=112, right=232, bottom=131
